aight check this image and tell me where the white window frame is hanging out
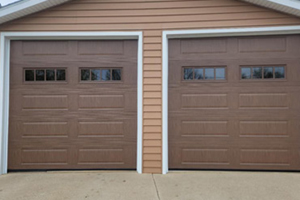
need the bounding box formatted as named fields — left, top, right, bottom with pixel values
left=162, top=25, right=300, bottom=174
left=0, top=31, right=143, bottom=175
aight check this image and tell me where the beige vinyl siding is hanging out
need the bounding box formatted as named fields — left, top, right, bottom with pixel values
left=1, top=0, right=300, bottom=174
left=143, top=31, right=162, bottom=173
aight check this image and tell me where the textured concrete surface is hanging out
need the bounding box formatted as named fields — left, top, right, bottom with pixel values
left=0, top=171, right=300, bottom=200
left=0, top=171, right=159, bottom=200
left=154, top=171, right=300, bottom=200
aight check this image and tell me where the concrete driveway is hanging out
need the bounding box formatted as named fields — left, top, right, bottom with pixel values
left=0, top=171, right=300, bottom=200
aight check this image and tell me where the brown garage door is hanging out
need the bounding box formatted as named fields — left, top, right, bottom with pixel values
left=169, top=35, right=300, bottom=171
left=9, top=40, right=137, bottom=170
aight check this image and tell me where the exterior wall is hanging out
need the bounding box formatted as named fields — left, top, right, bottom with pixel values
left=1, top=0, right=300, bottom=174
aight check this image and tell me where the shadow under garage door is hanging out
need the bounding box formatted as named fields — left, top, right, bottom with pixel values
left=8, top=40, right=137, bottom=170
left=169, top=35, right=300, bottom=171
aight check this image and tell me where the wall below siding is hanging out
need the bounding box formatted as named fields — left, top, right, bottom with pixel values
left=1, top=0, right=300, bottom=174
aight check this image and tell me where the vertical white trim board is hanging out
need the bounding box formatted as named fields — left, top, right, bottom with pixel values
left=0, top=31, right=143, bottom=175
left=162, top=25, right=300, bottom=174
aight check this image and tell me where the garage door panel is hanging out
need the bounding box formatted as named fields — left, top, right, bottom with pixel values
left=169, top=35, right=300, bottom=170
left=78, top=94, right=124, bottom=110
left=239, top=121, right=288, bottom=137
left=238, top=36, right=287, bottom=53
left=181, top=148, right=231, bottom=165
left=22, top=95, right=69, bottom=110
left=239, top=93, right=288, bottom=109
left=181, top=120, right=228, bottom=136
left=9, top=40, right=137, bottom=170
left=169, top=147, right=233, bottom=169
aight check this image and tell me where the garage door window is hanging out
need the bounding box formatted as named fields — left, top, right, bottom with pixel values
left=80, top=68, right=122, bottom=82
left=25, top=69, right=66, bottom=82
left=183, top=67, right=226, bottom=81
left=241, top=66, right=285, bottom=80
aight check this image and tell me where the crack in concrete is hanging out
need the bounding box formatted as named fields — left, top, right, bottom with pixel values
left=152, top=174, right=161, bottom=200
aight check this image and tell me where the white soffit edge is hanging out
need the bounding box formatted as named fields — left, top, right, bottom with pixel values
left=241, top=0, right=300, bottom=17
left=0, top=0, right=71, bottom=24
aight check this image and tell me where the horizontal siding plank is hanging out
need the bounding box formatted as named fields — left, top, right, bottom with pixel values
left=144, top=112, right=162, bottom=119
left=16, top=12, right=288, bottom=24
left=143, top=167, right=162, bottom=173
left=144, top=71, right=162, bottom=78
left=54, top=1, right=246, bottom=11
left=144, top=57, right=161, bottom=64
left=143, top=161, right=161, bottom=168
left=144, top=64, right=161, bottom=71
left=144, top=119, right=162, bottom=126
left=144, top=140, right=162, bottom=147
left=144, top=92, right=162, bottom=98
left=144, top=51, right=161, bottom=57
left=144, top=78, right=161, bottom=84
left=144, top=37, right=161, bottom=43
left=143, top=154, right=162, bottom=161
left=144, top=106, right=162, bottom=112
left=4, top=18, right=300, bottom=31
left=35, top=6, right=267, bottom=18
left=144, top=98, right=161, bottom=105
left=144, top=126, right=161, bottom=132
left=143, top=30, right=161, bottom=37
left=144, top=44, right=162, bottom=50
left=144, top=133, right=162, bottom=140
left=144, top=85, right=161, bottom=92
left=144, top=147, right=161, bottom=154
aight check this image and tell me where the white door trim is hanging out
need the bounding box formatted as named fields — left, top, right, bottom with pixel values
left=0, top=31, right=143, bottom=175
left=162, top=25, right=300, bottom=174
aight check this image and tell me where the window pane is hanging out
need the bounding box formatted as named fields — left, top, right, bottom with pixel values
left=81, top=69, right=90, bottom=81
left=102, top=69, right=111, bottom=81
left=194, top=68, right=204, bottom=80
left=25, top=70, right=34, bottom=81
left=57, top=69, right=66, bottom=81
left=205, top=68, right=214, bottom=80
left=36, top=70, right=45, bottom=81
left=112, top=69, right=121, bottom=81
left=46, top=70, right=55, bottom=81
left=241, top=68, right=251, bottom=79
left=275, top=67, right=285, bottom=79
left=184, top=68, right=193, bottom=80
left=264, top=67, right=273, bottom=79
left=252, top=67, right=262, bottom=79
left=91, top=69, right=101, bottom=81
left=216, top=68, right=225, bottom=80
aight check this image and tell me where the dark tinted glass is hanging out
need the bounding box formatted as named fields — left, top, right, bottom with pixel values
left=275, top=67, right=285, bottom=78
left=194, top=68, right=204, bottom=80
left=36, top=70, right=45, bottom=81
left=184, top=68, right=193, bottom=80
left=91, top=69, right=101, bottom=81
left=252, top=67, right=262, bottom=79
left=81, top=69, right=90, bottom=81
left=25, top=70, right=34, bottom=81
left=112, top=69, right=121, bottom=81
left=57, top=69, right=66, bottom=81
left=102, top=69, right=111, bottom=81
left=216, top=68, right=225, bottom=80
left=205, top=68, right=214, bottom=80
left=46, top=70, right=55, bottom=81
left=264, top=67, right=273, bottom=79
left=241, top=68, right=251, bottom=79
